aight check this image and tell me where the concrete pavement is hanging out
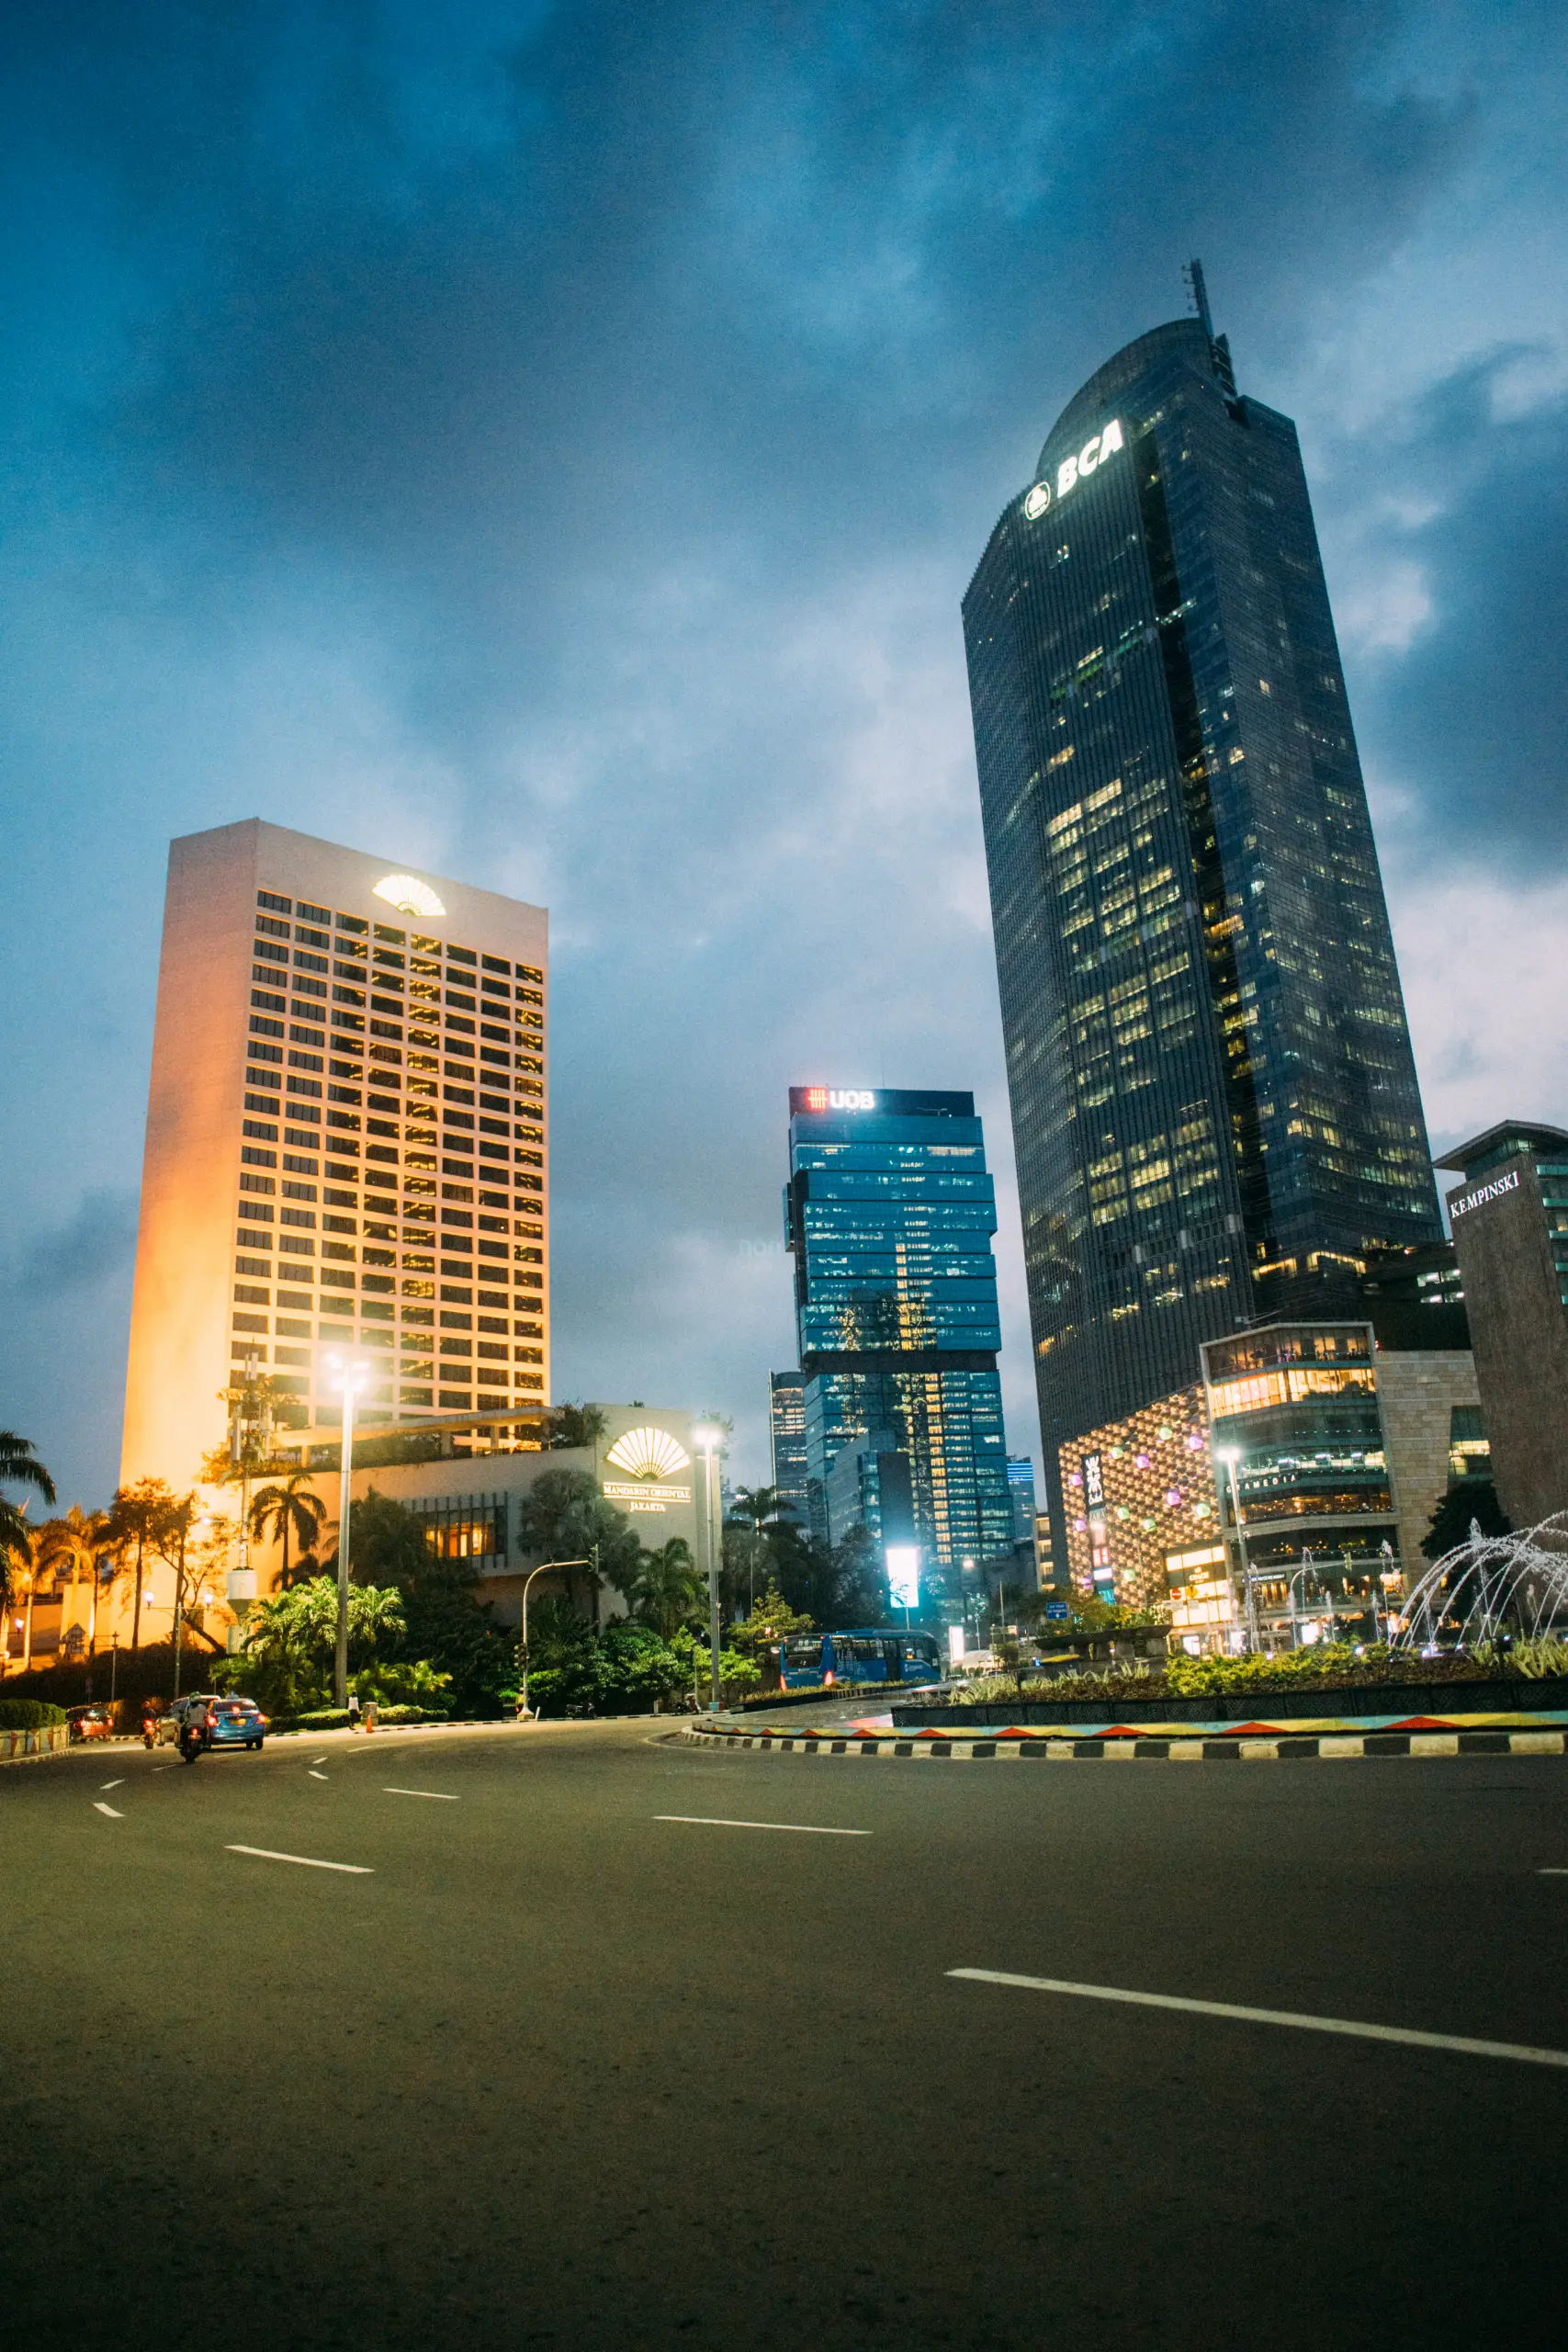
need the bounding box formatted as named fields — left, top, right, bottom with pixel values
left=4, top=1719, right=1568, bottom=2348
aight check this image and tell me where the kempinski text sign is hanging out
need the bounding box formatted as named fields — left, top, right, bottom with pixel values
left=1450, top=1168, right=1522, bottom=1220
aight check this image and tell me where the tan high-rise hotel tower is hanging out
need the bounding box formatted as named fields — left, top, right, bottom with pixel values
left=121, top=820, right=548, bottom=1488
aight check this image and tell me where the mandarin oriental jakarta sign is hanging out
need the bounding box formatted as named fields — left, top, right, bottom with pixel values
left=1022, top=416, right=1125, bottom=521
left=602, top=1425, right=693, bottom=1514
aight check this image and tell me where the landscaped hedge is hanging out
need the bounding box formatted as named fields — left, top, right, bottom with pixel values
left=0, top=1697, right=69, bottom=1730
left=270, top=1704, right=452, bottom=1734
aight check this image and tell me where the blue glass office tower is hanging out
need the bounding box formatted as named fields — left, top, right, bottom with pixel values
left=784, top=1086, right=1015, bottom=1618
left=963, top=266, right=1441, bottom=1563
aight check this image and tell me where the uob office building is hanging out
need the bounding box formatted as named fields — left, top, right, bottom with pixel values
left=962, top=273, right=1439, bottom=1558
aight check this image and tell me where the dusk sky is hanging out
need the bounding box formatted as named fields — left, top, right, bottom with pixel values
left=4, top=0, right=1566, bottom=1508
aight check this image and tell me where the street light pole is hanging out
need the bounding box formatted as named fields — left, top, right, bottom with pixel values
left=517, top=1557, right=592, bottom=1717
left=694, top=1426, right=724, bottom=1713
left=327, top=1354, right=369, bottom=1710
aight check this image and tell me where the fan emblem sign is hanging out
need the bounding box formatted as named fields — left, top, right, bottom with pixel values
left=602, top=1425, right=694, bottom=1514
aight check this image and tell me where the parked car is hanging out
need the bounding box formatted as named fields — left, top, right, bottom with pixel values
left=66, top=1703, right=115, bottom=1742
left=155, top=1694, right=266, bottom=1752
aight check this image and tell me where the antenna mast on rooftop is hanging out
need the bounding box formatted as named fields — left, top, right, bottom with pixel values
left=1184, top=258, right=1215, bottom=340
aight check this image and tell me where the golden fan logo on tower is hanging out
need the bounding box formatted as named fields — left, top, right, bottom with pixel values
left=602, top=1426, right=694, bottom=1514
left=605, top=1427, right=691, bottom=1480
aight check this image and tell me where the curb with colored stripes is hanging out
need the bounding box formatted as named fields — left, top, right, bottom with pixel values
left=678, top=1724, right=1568, bottom=1763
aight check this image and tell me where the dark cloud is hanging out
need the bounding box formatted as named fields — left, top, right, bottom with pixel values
left=12, top=1191, right=139, bottom=1303
left=0, top=0, right=1560, bottom=1500
left=1345, top=354, right=1568, bottom=872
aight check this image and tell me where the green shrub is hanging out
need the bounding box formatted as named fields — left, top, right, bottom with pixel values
left=0, top=1697, right=68, bottom=1730
left=352, top=1658, right=453, bottom=1710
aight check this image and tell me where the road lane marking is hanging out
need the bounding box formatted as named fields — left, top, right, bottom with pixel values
left=1539, top=1869, right=1568, bottom=1875
left=94, top=1802, right=123, bottom=1818
left=309, top=1770, right=330, bottom=1781
left=311, top=1756, right=329, bottom=1764
left=100, top=1780, right=125, bottom=1790
left=226, top=1845, right=373, bottom=1874
left=947, top=1970, right=1568, bottom=2071
left=654, top=1815, right=870, bottom=1836
left=384, top=1787, right=458, bottom=1800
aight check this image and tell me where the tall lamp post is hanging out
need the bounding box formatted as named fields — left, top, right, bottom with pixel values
left=1216, top=1446, right=1258, bottom=1653
left=327, top=1353, right=370, bottom=1709
left=693, top=1425, right=725, bottom=1713
left=516, top=1557, right=593, bottom=1718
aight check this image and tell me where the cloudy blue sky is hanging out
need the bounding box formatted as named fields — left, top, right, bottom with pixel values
left=4, top=0, right=1566, bottom=1507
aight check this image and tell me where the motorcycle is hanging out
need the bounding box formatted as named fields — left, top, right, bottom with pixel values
left=179, top=1708, right=211, bottom=1764
left=141, top=1717, right=159, bottom=1750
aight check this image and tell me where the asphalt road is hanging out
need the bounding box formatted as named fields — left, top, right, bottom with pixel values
left=5, top=1724, right=1568, bottom=2350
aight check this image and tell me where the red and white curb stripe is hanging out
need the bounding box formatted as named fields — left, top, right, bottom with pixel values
left=679, top=1725, right=1568, bottom=1763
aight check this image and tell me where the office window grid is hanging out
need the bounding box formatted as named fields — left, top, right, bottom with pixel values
left=232, top=890, right=547, bottom=1420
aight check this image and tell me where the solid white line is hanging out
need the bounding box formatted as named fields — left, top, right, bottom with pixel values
left=653, top=1815, right=870, bottom=1836
left=225, top=1845, right=372, bottom=1874
left=308, top=1770, right=329, bottom=1781
left=947, top=1969, right=1568, bottom=2070
left=93, top=1801, right=123, bottom=1819
left=384, top=1787, right=458, bottom=1800
left=100, top=1780, right=125, bottom=1790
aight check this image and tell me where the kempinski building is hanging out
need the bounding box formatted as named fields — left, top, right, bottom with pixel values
left=784, top=1086, right=1015, bottom=1618
left=121, top=820, right=548, bottom=1489
left=962, top=267, right=1439, bottom=1557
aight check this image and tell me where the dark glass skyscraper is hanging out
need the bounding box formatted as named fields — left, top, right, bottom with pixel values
left=784, top=1086, right=1014, bottom=1617
left=963, top=267, right=1440, bottom=1557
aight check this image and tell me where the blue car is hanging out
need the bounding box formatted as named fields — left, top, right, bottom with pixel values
left=157, top=1694, right=266, bottom=1752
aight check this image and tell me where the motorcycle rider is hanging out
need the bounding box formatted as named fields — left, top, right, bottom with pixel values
left=178, top=1696, right=209, bottom=1763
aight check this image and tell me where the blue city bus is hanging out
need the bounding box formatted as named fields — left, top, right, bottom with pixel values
left=780, top=1627, right=943, bottom=1690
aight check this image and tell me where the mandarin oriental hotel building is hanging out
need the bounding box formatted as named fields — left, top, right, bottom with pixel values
left=120, top=820, right=548, bottom=1489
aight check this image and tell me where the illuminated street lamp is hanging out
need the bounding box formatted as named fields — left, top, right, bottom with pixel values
left=326, top=1353, right=371, bottom=1709
left=692, top=1424, right=725, bottom=1713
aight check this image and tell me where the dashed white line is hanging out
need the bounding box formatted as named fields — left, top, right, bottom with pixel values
left=1538, top=1868, right=1568, bottom=1875
left=94, top=1801, right=123, bottom=1819
left=100, top=1780, right=125, bottom=1791
left=947, top=1969, right=1568, bottom=2070
left=225, top=1845, right=373, bottom=1874
left=653, top=1815, right=870, bottom=1836
left=309, top=1770, right=330, bottom=1781
left=384, top=1787, right=458, bottom=1801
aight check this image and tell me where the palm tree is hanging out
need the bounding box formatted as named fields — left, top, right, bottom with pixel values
left=726, top=1487, right=789, bottom=1616
left=35, top=1505, right=113, bottom=1666
left=0, top=1431, right=57, bottom=1615
left=250, top=1473, right=328, bottom=1589
left=107, top=1476, right=180, bottom=1650
left=626, top=1540, right=705, bottom=1641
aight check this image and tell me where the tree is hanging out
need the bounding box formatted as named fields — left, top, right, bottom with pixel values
left=625, top=1538, right=705, bottom=1640
left=725, top=1486, right=792, bottom=1616
left=341, top=1487, right=515, bottom=1717
left=0, top=1432, right=56, bottom=1613
left=35, top=1506, right=113, bottom=1656
left=250, top=1473, right=329, bottom=1589
left=515, top=1468, right=641, bottom=1595
left=549, top=1401, right=609, bottom=1451
left=728, top=1579, right=815, bottom=1657
left=228, top=1574, right=407, bottom=1716
left=107, top=1476, right=181, bottom=1650
left=1422, top=1479, right=1510, bottom=1561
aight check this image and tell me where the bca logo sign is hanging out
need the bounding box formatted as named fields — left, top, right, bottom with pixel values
left=1022, top=417, right=1125, bottom=520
